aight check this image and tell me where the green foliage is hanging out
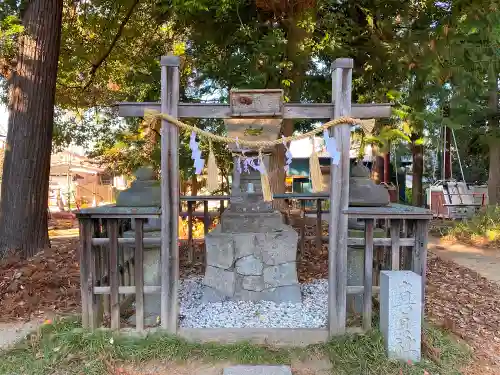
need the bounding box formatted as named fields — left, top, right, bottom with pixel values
left=89, top=116, right=233, bottom=185
left=405, top=187, right=413, bottom=205
left=444, top=205, right=500, bottom=246
left=56, top=0, right=174, bottom=109
left=2, top=0, right=497, bottom=194
left=0, top=15, right=23, bottom=57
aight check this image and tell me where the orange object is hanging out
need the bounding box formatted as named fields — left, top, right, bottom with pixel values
left=381, top=182, right=398, bottom=203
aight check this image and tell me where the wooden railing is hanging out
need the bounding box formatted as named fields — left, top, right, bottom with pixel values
left=77, top=195, right=431, bottom=340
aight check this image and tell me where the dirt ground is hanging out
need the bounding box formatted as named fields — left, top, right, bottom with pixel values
left=121, top=355, right=331, bottom=375
left=426, top=252, right=500, bottom=374
left=429, top=236, right=500, bottom=285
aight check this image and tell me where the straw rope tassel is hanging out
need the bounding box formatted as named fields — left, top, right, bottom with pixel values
left=360, top=119, right=376, bottom=135
left=309, top=138, right=323, bottom=192
left=259, top=151, right=273, bottom=202
left=206, top=141, right=219, bottom=192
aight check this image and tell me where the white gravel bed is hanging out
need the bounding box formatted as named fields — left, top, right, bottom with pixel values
left=178, top=277, right=328, bottom=328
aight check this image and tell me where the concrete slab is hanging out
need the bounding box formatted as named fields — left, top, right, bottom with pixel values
left=224, top=365, right=292, bottom=375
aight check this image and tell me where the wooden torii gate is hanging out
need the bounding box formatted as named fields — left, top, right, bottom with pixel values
left=117, top=55, right=392, bottom=337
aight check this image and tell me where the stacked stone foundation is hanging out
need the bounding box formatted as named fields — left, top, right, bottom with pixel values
left=202, top=194, right=301, bottom=304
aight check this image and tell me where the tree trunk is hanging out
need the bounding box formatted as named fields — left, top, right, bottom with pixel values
left=411, top=142, right=424, bottom=207
left=487, top=79, right=500, bottom=205
left=191, top=174, right=198, bottom=196
left=372, top=154, right=384, bottom=184
left=270, top=11, right=313, bottom=209
left=444, top=126, right=452, bottom=180
left=0, top=0, right=63, bottom=258
left=383, top=145, right=390, bottom=184
left=224, top=174, right=230, bottom=195
left=270, top=118, right=293, bottom=209
left=488, top=142, right=500, bottom=205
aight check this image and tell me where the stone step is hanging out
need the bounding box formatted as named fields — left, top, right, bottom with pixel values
left=223, top=365, right=292, bottom=375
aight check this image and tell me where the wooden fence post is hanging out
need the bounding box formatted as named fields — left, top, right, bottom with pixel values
left=79, top=219, right=92, bottom=328
left=134, top=218, right=145, bottom=332
left=413, top=219, right=429, bottom=318
left=108, top=219, right=120, bottom=330
left=165, top=55, right=181, bottom=333
left=160, top=56, right=172, bottom=332
left=328, top=58, right=353, bottom=336
left=390, top=219, right=401, bottom=270
left=363, top=219, right=374, bottom=331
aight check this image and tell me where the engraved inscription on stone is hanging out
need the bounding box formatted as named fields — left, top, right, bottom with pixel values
left=380, top=271, right=422, bottom=362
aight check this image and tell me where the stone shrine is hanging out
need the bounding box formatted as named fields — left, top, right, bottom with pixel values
left=202, top=178, right=301, bottom=303
left=347, top=162, right=390, bottom=313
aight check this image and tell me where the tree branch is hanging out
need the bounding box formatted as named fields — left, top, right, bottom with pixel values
left=81, top=0, right=141, bottom=91
left=0, top=57, right=15, bottom=80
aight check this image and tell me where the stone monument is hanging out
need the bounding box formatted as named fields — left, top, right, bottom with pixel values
left=380, top=271, right=422, bottom=362
left=116, top=166, right=162, bottom=326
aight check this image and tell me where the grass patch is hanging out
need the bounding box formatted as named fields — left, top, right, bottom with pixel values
left=325, top=325, right=469, bottom=375
left=439, top=206, right=500, bottom=247
left=0, top=317, right=471, bottom=375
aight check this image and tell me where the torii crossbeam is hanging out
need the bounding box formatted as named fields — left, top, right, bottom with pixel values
left=117, top=101, right=391, bottom=119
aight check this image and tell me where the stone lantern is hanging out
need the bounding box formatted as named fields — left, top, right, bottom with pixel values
left=116, top=166, right=162, bottom=326
left=201, top=90, right=303, bottom=303
left=347, top=163, right=389, bottom=312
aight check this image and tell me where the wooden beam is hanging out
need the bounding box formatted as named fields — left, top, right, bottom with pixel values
left=328, top=59, right=352, bottom=336
left=390, top=220, right=401, bottom=270
left=363, top=219, right=374, bottom=331
left=160, top=58, right=171, bottom=332
left=168, top=60, right=181, bottom=334
left=93, top=285, right=381, bottom=296
left=117, top=102, right=392, bottom=119
left=134, top=219, right=144, bottom=332
left=79, top=219, right=92, bottom=329
left=413, top=220, right=429, bottom=318
left=108, top=219, right=120, bottom=330
left=91, top=236, right=415, bottom=247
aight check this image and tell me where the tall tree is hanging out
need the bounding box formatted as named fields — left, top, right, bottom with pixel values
left=0, top=0, right=64, bottom=258
left=426, top=0, right=500, bottom=203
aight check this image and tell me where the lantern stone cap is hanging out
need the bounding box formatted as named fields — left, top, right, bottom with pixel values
left=161, top=55, right=181, bottom=67
left=332, top=58, right=354, bottom=69
left=135, top=166, right=155, bottom=180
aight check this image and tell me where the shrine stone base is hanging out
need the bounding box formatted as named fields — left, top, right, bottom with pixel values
left=202, top=193, right=301, bottom=304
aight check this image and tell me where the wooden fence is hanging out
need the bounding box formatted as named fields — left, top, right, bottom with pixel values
left=77, top=194, right=431, bottom=343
